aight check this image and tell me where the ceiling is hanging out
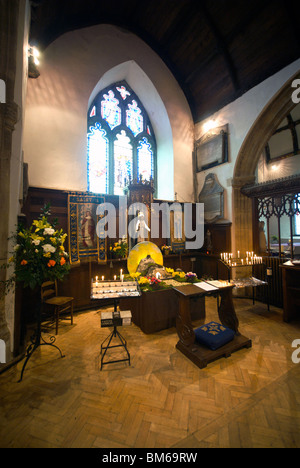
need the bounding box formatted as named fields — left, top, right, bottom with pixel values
left=29, top=0, right=300, bottom=123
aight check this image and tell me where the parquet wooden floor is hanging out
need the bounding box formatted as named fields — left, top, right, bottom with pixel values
left=0, top=297, right=300, bottom=448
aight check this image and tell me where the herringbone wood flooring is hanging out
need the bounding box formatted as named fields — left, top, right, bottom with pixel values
left=0, top=298, right=300, bottom=448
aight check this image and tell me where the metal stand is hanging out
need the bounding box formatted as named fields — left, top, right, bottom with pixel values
left=18, top=301, right=65, bottom=382
left=100, top=299, right=130, bottom=370
left=100, top=325, right=130, bottom=370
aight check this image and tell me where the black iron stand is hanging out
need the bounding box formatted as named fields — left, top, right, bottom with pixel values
left=100, top=299, right=130, bottom=370
left=18, top=301, right=65, bottom=382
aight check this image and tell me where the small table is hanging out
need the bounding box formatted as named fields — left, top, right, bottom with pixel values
left=91, top=280, right=141, bottom=370
left=100, top=300, right=131, bottom=370
left=173, top=283, right=252, bottom=369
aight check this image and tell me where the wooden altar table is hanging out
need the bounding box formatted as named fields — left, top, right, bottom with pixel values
left=173, top=283, right=252, bottom=369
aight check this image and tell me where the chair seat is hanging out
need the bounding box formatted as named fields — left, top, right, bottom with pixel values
left=45, top=296, right=74, bottom=306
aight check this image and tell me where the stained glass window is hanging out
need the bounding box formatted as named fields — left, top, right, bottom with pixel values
left=114, top=131, right=133, bottom=195
left=101, top=90, right=121, bottom=130
left=116, top=85, right=130, bottom=100
left=137, top=137, right=153, bottom=181
left=90, top=106, right=96, bottom=117
left=87, top=123, right=109, bottom=193
left=126, top=100, right=143, bottom=136
left=87, top=81, right=156, bottom=195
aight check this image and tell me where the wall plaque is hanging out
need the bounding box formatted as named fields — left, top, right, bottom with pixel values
left=198, top=174, right=224, bottom=223
left=195, top=124, right=228, bottom=172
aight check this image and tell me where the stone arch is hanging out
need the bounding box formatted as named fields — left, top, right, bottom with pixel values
left=88, top=60, right=174, bottom=200
left=232, top=71, right=300, bottom=255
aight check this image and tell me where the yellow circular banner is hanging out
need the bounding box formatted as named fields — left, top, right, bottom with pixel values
left=127, top=241, right=163, bottom=276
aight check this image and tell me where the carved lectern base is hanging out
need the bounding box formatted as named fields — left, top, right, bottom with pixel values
left=176, top=334, right=252, bottom=369
left=173, top=284, right=252, bottom=369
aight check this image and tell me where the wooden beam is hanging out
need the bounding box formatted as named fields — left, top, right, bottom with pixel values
left=196, top=3, right=239, bottom=91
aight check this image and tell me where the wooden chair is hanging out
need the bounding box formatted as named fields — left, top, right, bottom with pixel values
left=41, top=280, right=74, bottom=334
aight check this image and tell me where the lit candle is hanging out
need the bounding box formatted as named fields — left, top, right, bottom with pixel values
left=114, top=275, right=116, bottom=281
left=96, top=276, right=98, bottom=281
left=237, top=251, right=240, bottom=258
left=102, top=276, right=104, bottom=281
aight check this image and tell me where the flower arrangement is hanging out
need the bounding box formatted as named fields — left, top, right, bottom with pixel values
left=149, top=276, right=161, bottom=287
left=165, top=267, right=174, bottom=275
left=161, top=245, right=172, bottom=254
left=185, top=272, right=198, bottom=283
left=2, top=204, right=70, bottom=293
left=110, top=238, right=128, bottom=258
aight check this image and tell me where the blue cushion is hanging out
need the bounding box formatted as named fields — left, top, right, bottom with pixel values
left=194, top=321, right=235, bottom=350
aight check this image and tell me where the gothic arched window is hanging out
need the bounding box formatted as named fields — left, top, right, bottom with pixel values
left=87, top=81, right=156, bottom=195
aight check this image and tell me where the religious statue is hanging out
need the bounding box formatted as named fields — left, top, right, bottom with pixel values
left=136, top=212, right=150, bottom=243
left=204, top=229, right=213, bottom=253
left=259, top=221, right=267, bottom=254
left=81, top=209, right=96, bottom=249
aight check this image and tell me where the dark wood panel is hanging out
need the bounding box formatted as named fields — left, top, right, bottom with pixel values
left=21, top=187, right=206, bottom=312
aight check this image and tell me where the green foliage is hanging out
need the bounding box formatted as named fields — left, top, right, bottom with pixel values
left=1, top=204, right=70, bottom=295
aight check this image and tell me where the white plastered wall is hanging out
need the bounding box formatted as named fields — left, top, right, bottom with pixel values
left=23, top=24, right=194, bottom=202
left=195, top=59, right=300, bottom=227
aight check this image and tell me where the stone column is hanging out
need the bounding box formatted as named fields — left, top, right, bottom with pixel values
left=232, top=175, right=256, bottom=256
left=0, top=0, right=21, bottom=364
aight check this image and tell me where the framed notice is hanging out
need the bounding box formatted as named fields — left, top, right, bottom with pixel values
left=195, top=124, right=228, bottom=172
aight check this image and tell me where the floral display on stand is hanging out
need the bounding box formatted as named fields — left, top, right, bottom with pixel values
left=1, top=204, right=71, bottom=382
left=125, top=267, right=201, bottom=292
left=2, top=204, right=70, bottom=294
left=110, top=238, right=128, bottom=259
left=161, top=245, right=172, bottom=255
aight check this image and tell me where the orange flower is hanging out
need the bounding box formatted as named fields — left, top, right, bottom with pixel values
left=21, top=259, right=27, bottom=266
left=47, top=259, right=56, bottom=267
left=60, top=256, right=66, bottom=266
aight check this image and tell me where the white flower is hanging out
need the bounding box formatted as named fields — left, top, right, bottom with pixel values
left=32, top=239, right=40, bottom=246
left=13, top=244, right=20, bottom=251
left=42, top=244, right=56, bottom=253
left=43, top=228, right=55, bottom=235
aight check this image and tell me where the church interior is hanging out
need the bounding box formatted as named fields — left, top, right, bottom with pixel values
left=1, top=0, right=300, bottom=449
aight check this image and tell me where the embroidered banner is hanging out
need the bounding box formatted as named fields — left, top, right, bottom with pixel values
left=67, top=192, right=106, bottom=264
